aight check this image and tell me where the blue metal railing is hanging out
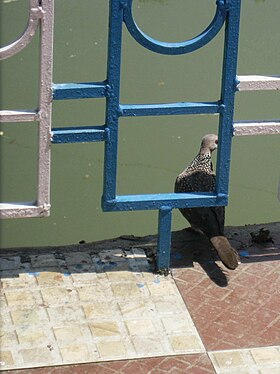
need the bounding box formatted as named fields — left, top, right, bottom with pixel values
left=51, top=0, right=242, bottom=272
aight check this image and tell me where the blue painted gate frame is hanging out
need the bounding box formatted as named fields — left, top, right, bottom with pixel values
left=52, top=0, right=241, bottom=272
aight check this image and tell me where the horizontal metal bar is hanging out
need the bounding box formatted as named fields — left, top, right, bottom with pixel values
left=52, top=82, right=107, bottom=100
left=102, top=192, right=228, bottom=212
left=236, top=75, right=280, bottom=91
left=119, top=102, right=221, bottom=117
left=0, top=110, right=38, bottom=122
left=233, top=120, right=280, bottom=136
left=0, top=202, right=50, bottom=219
left=51, top=126, right=106, bottom=143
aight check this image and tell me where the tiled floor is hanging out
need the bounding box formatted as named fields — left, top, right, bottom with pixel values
left=1, top=223, right=280, bottom=373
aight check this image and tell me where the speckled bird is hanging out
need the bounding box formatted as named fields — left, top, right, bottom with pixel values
left=175, top=134, right=240, bottom=270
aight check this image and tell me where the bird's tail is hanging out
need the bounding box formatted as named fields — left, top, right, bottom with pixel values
left=210, top=236, right=240, bottom=270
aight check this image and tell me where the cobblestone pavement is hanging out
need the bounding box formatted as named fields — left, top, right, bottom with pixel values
left=1, top=222, right=280, bottom=373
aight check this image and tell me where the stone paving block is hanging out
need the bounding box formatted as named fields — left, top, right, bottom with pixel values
left=0, top=257, right=21, bottom=271
left=89, top=322, right=121, bottom=337
left=0, top=351, right=14, bottom=367
left=17, top=326, right=47, bottom=346
left=77, top=283, right=112, bottom=302
left=47, top=305, right=84, bottom=322
left=169, top=335, right=205, bottom=353
left=147, top=278, right=178, bottom=296
left=132, top=336, right=164, bottom=355
left=68, top=265, right=98, bottom=284
left=153, top=296, right=185, bottom=315
left=118, top=300, right=156, bottom=318
left=20, top=347, right=58, bottom=366
left=36, top=271, right=64, bottom=287
left=106, top=269, right=136, bottom=282
left=41, top=287, right=71, bottom=305
left=64, top=253, right=93, bottom=265
left=208, top=348, right=280, bottom=373
left=11, top=307, right=47, bottom=325
left=5, top=290, right=37, bottom=307
left=0, top=272, right=37, bottom=289
left=210, top=350, right=248, bottom=370
left=111, top=282, right=146, bottom=299
left=53, top=325, right=83, bottom=343
left=96, top=340, right=127, bottom=358
left=0, top=331, right=18, bottom=349
left=83, top=302, right=114, bottom=319
left=161, top=316, right=194, bottom=334
left=251, top=347, right=280, bottom=365
left=98, top=249, right=127, bottom=263
left=30, top=254, right=59, bottom=268
left=59, top=344, right=96, bottom=363
left=125, top=319, right=156, bottom=336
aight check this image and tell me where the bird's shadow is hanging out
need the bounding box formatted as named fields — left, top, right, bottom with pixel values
left=170, top=228, right=229, bottom=287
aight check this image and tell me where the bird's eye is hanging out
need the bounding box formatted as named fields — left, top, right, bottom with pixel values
left=215, top=139, right=218, bottom=145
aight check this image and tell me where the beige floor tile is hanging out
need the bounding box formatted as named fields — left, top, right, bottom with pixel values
left=125, top=319, right=155, bottom=336
left=5, top=290, right=36, bottom=307
left=251, top=347, right=280, bottom=365
left=53, top=325, right=83, bottom=343
left=0, top=351, right=14, bottom=366
left=89, top=322, right=120, bottom=337
left=132, top=336, right=164, bottom=355
left=96, top=340, right=126, bottom=358
left=83, top=302, right=113, bottom=319
left=59, top=344, right=94, bottom=363
left=20, top=347, right=58, bottom=365
left=36, top=271, right=64, bottom=286
left=169, top=335, right=205, bottom=353
left=17, top=327, right=47, bottom=345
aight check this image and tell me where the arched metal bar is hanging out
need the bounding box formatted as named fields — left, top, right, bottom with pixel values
left=123, top=0, right=228, bottom=55
left=0, top=0, right=42, bottom=60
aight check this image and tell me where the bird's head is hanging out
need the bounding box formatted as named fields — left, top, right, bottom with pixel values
left=200, top=134, right=218, bottom=154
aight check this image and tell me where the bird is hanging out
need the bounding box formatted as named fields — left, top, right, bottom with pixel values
left=174, top=134, right=240, bottom=270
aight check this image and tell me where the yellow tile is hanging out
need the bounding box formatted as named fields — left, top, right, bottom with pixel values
left=1, top=273, right=36, bottom=289
left=89, top=321, right=120, bottom=337
left=11, top=308, right=42, bottom=325
left=20, top=347, right=56, bottom=365
left=147, top=280, right=177, bottom=296
left=47, top=306, right=84, bottom=322
left=36, top=271, right=63, bottom=286
left=118, top=300, right=155, bottom=318
left=132, top=336, right=164, bottom=355
left=106, top=270, right=135, bottom=282
left=169, top=335, right=203, bottom=353
left=212, top=350, right=245, bottom=368
left=53, top=325, right=83, bottom=343
left=251, top=347, right=280, bottom=364
left=126, top=319, right=155, bottom=335
left=161, top=316, right=193, bottom=333
left=111, top=282, right=142, bottom=298
left=17, top=327, right=46, bottom=345
left=0, top=331, right=18, bottom=348
left=5, top=290, right=35, bottom=307
left=0, top=351, right=14, bottom=367
left=41, top=287, right=69, bottom=304
left=96, top=340, right=126, bottom=358
left=60, top=344, right=92, bottom=362
left=77, top=285, right=109, bottom=301
left=83, top=302, right=113, bottom=319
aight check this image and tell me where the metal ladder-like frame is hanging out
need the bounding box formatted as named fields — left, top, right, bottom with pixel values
left=1, top=0, right=279, bottom=272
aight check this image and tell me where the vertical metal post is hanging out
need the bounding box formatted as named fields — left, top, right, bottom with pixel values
left=216, top=0, right=241, bottom=197
left=157, top=207, right=172, bottom=273
left=37, top=0, right=54, bottom=211
left=103, top=0, right=123, bottom=203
